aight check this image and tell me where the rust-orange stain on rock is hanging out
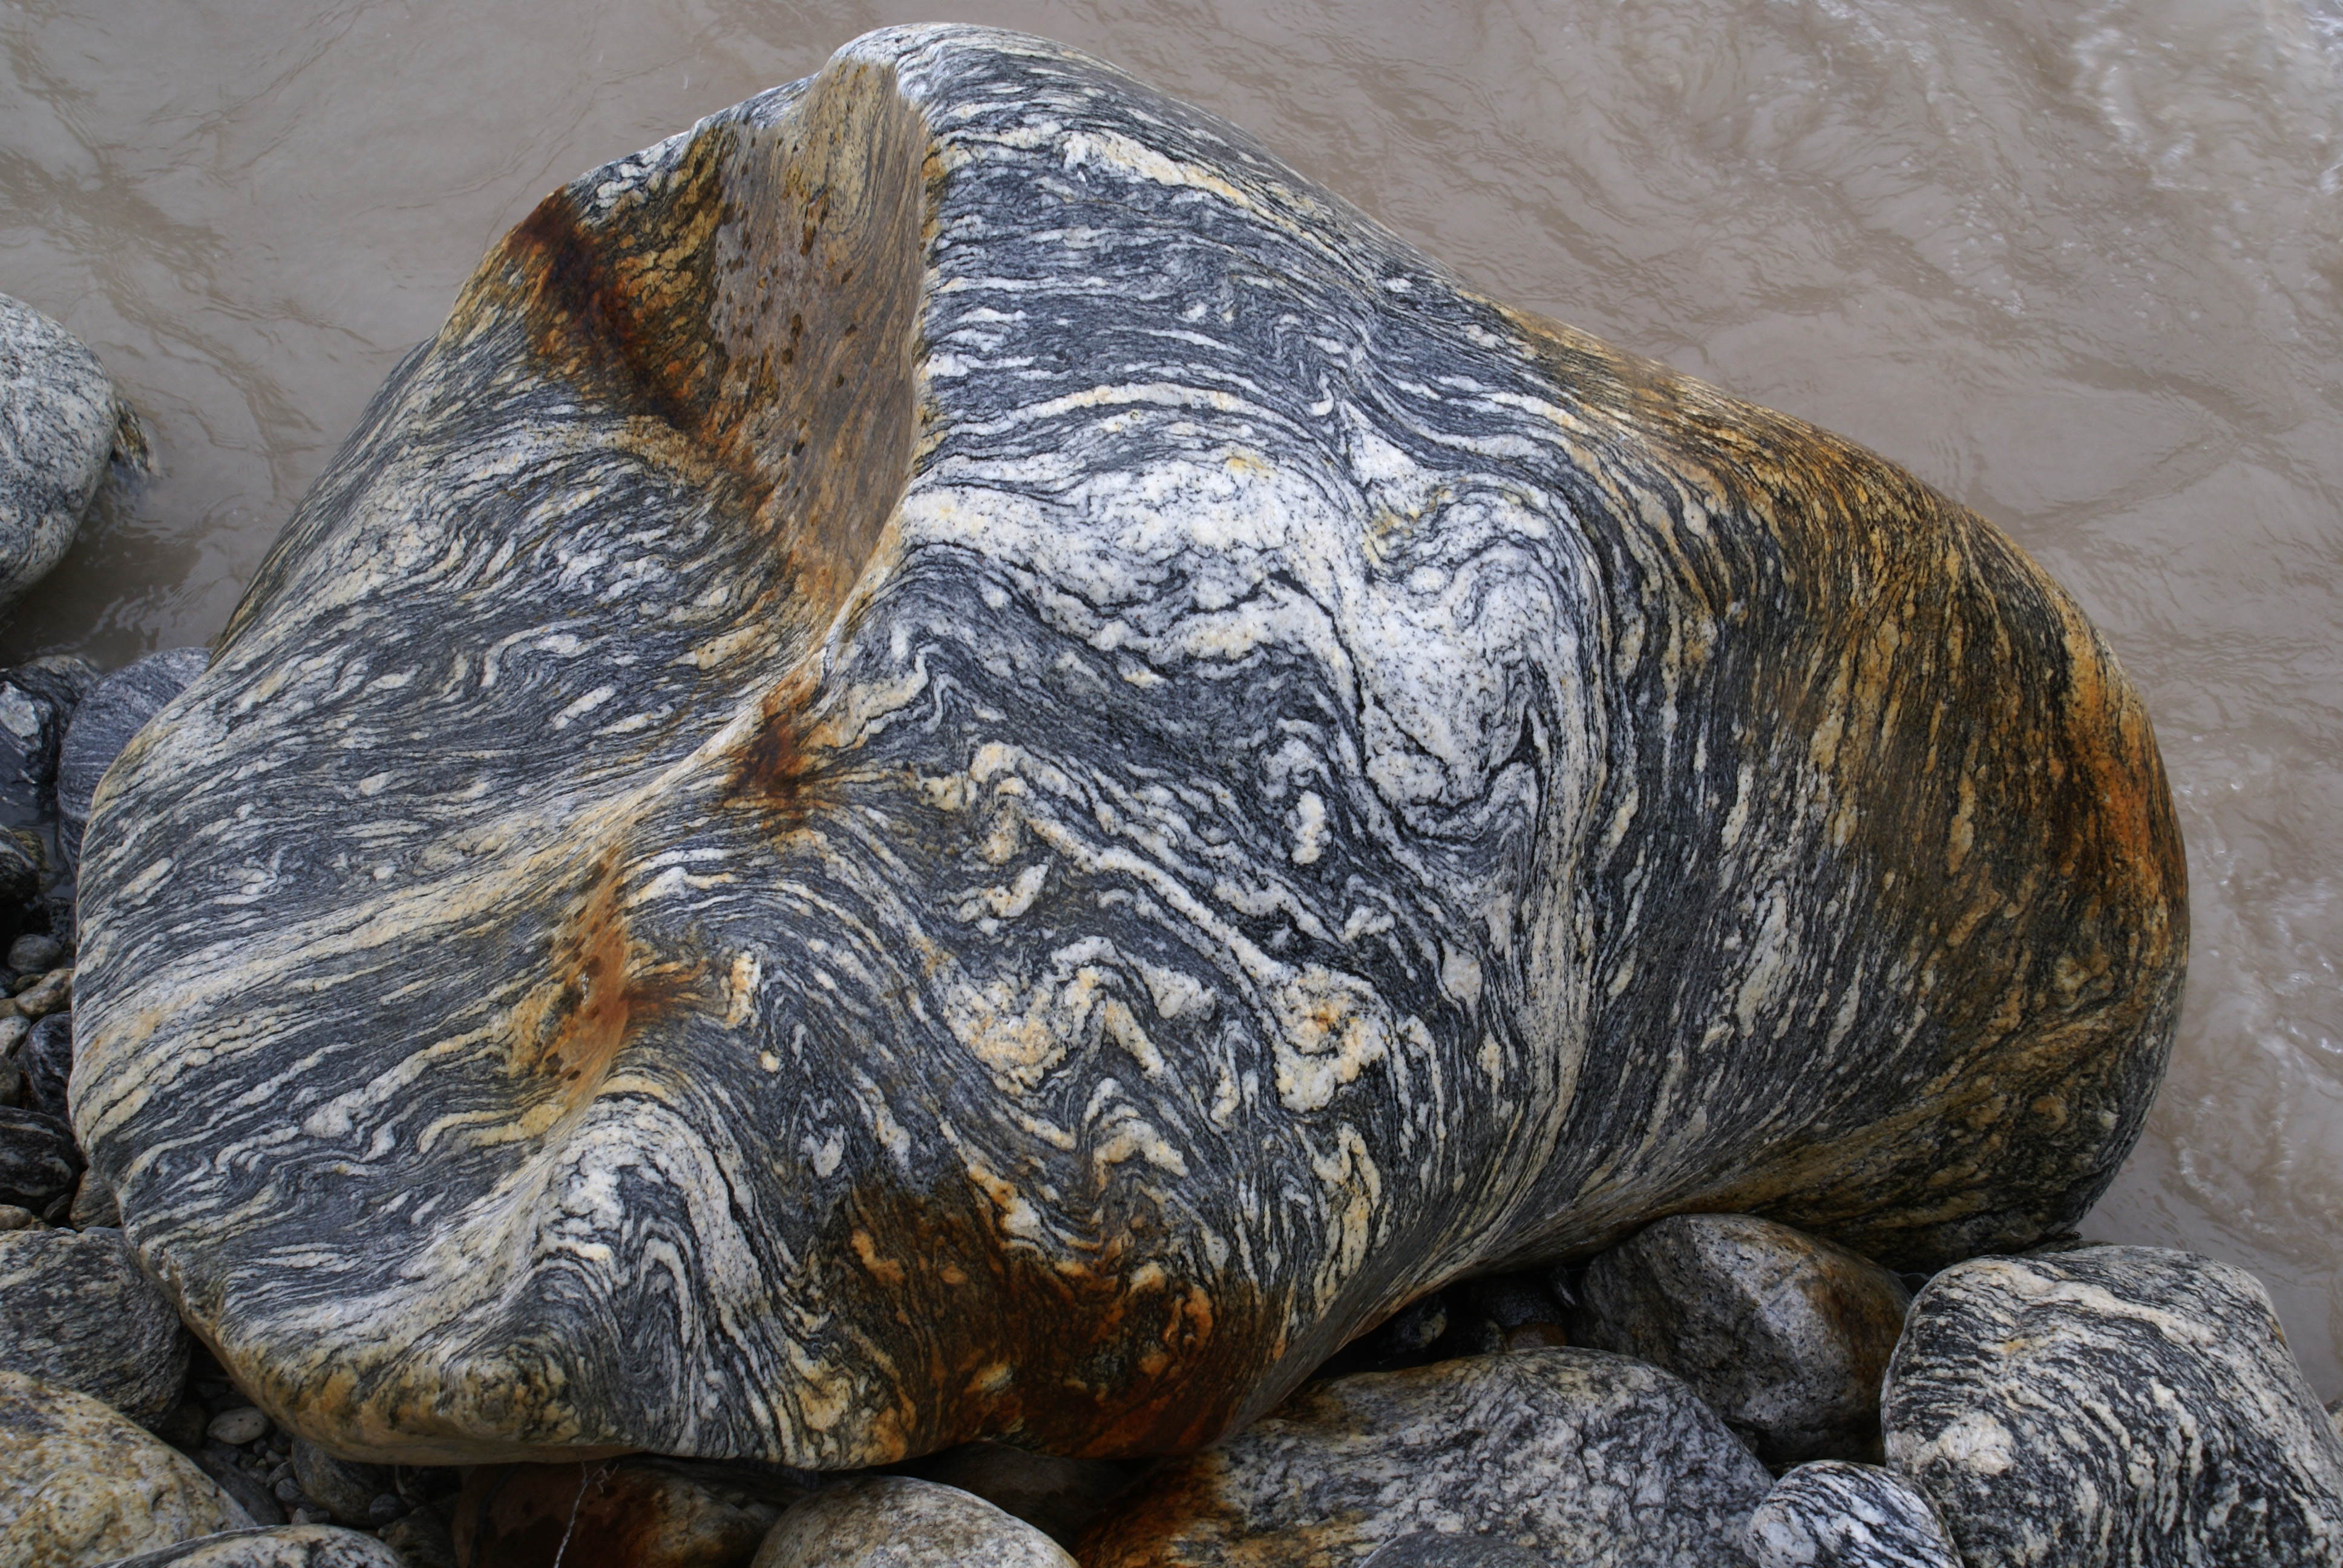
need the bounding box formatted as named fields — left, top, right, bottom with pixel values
left=508, top=852, right=702, bottom=1108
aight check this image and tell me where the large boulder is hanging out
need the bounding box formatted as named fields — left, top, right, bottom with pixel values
left=71, top=25, right=2186, bottom=1466
left=0, top=296, right=143, bottom=610
left=1080, top=1348, right=1772, bottom=1566
left=1883, top=1246, right=2343, bottom=1565
left=0, top=1366, right=252, bottom=1566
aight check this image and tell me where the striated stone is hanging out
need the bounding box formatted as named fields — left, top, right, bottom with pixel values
left=921, top=1441, right=1140, bottom=1547
left=1746, top=1462, right=1958, bottom=1567
left=1080, top=1348, right=1772, bottom=1566
left=1883, top=1245, right=2343, bottom=1565
left=0, top=1224, right=188, bottom=1422
left=0, top=1365, right=251, bottom=1564
left=0, top=1105, right=80, bottom=1212
left=68, top=1171, right=120, bottom=1229
left=19, top=1010, right=71, bottom=1118
left=451, top=1455, right=809, bottom=1567
left=289, top=1440, right=395, bottom=1528
left=1572, top=1214, right=1912, bottom=1466
left=191, top=1446, right=288, bottom=1529
left=0, top=295, right=136, bottom=610
left=750, top=1477, right=1073, bottom=1567
left=74, top=25, right=2184, bottom=1466
left=101, top=1523, right=407, bottom=1567
left=15, top=965, right=71, bottom=1019
left=57, top=647, right=207, bottom=873
left=1359, top=1538, right=1545, bottom=1567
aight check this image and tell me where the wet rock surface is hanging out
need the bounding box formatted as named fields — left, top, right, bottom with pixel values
left=0, top=295, right=136, bottom=611
left=101, top=1523, right=407, bottom=1567
left=1746, top=1462, right=1959, bottom=1567
left=1081, top=1348, right=1773, bottom=1566
left=73, top=23, right=2185, bottom=1469
left=0, top=1223, right=188, bottom=1422
left=1884, top=1244, right=2343, bottom=1565
left=1572, top=1214, right=1912, bottom=1465
left=0, top=1365, right=250, bottom=1565
left=750, top=1477, right=1074, bottom=1567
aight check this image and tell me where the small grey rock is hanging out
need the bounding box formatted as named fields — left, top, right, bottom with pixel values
left=208, top=1405, right=270, bottom=1446
left=753, top=1477, right=1075, bottom=1566
left=2328, top=1393, right=2342, bottom=1445
left=193, top=1442, right=290, bottom=1527
left=0, top=295, right=122, bottom=609
left=0, top=1203, right=34, bottom=1230
left=0, top=1223, right=187, bottom=1422
left=57, top=645, right=208, bottom=871
left=70, top=1169, right=121, bottom=1228
left=0, top=1104, right=80, bottom=1210
left=290, top=1438, right=394, bottom=1527
left=1747, top=1462, right=1959, bottom=1567
left=1883, top=1245, right=2343, bottom=1565
left=18, top=1008, right=70, bottom=1118
left=1081, top=1349, right=1772, bottom=1566
left=1574, top=1214, right=1912, bottom=1466
left=365, top=1493, right=407, bottom=1526
left=100, top=1522, right=408, bottom=1567
left=922, top=1441, right=1139, bottom=1547
left=378, top=1509, right=457, bottom=1568
left=6, top=933, right=61, bottom=975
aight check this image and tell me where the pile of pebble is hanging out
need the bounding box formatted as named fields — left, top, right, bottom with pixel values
left=4, top=1180, right=2341, bottom=1564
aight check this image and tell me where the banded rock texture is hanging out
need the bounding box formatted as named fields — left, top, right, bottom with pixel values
left=1572, top=1213, right=1912, bottom=1465
left=76, top=26, right=2186, bottom=1466
left=749, top=1477, right=1074, bottom=1568
left=1883, top=1246, right=2343, bottom=1565
left=1746, top=1463, right=1959, bottom=1568
left=0, top=1224, right=189, bottom=1424
left=1079, top=1348, right=1774, bottom=1566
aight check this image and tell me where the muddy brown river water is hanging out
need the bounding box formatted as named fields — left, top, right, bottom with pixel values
left=4, top=0, right=2339, bottom=1396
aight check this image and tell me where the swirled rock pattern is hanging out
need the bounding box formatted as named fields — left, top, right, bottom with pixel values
left=1571, top=1214, right=1911, bottom=1465
left=0, top=1224, right=189, bottom=1423
left=1883, top=1246, right=2343, bottom=1565
left=74, top=25, right=2186, bottom=1466
left=1746, top=1462, right=1958, bottom=1567
left=1079, top=1348, right=1772, bottom=1566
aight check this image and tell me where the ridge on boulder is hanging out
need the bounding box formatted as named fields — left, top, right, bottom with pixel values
left=73, top=25, right=2186, bottom=1468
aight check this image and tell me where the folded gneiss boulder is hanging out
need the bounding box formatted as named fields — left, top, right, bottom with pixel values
left=73, top=25, right=2186, bottom=1466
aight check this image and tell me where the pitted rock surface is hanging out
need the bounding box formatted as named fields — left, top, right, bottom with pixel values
left=74, top=24, right=2185, bottom=1466
left=0, top=1224, right=188, bottom=1422
left=0, top=1366, right=251, bottom=1566
left=102, top=1524, right=407, bottom=1568
left=1883, top=1245, right=2343, bottom=1566
left=1573, top=1213, right=1911, bottom=1465
left=1746, top=1462, right=1958, bottom=1567
left=1080, top=1349, right=1772, bottom=1567
left=750, top=1477, right=1073, bottom=1567
left=0, top=296, right=127, bottom=609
